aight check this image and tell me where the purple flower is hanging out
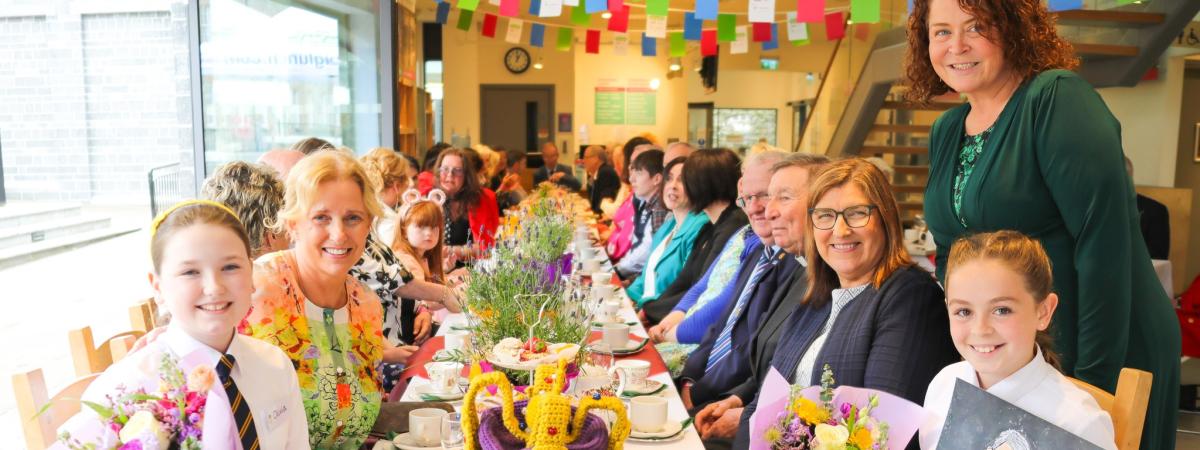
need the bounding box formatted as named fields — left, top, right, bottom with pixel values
left=189, top=412, right=201, bottom=424
left=118, top=441, right=143, bottom=450
left=840, top=402, right=852, bottom=416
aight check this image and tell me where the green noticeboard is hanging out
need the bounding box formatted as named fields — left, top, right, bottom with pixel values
left=595, top=87, right=625, bottom=125
left=625, top=88, right=655, bottom=125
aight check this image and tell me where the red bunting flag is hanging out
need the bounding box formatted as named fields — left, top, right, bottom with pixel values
left=586, top=29, right=601, bottom=53
left=796, top=0, right=824, bottom=23
left=607, top=4, right=629, bottom=32
left=608, top=0, right=624, bottom=11
left=482, top=13, right=498, bottom=37
left=701, top=29, right=718, bottom=56
left=500, top=0, right=519, bottom=17
left=825, top=11, right=846, bottom=40
left=753, top=22, right=772, bottom=42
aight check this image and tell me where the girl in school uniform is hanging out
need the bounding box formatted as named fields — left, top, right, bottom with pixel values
left=920, top=230, right=1115, bottom=450
left=55, top=200, right=308, bottom=449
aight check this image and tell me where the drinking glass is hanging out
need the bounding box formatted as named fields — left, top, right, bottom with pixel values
left=441, top=412, right=464, bottom=449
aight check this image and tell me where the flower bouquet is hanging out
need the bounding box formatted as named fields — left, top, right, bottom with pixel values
left=55, top=353, right=213, bottom=450
left=750, top=365, right=927, bottom=450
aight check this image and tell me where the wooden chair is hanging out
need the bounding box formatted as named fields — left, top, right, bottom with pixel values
left=67, top=326, right=144, bottom=377
left=128, top=298, right=159, bottom=333
left=12, top=368, right=100, bottom=449
left=1069, top=368, right=1153, bottom=450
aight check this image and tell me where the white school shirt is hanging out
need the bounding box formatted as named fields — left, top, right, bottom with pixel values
left=55, top=325, right=309, bottom=449
left=919, top=347, right=1116, bottom=450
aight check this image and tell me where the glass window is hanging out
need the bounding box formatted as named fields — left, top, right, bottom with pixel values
left=198, top=0, right=385, bottom=173
left=713, top=108, right=777, bottom=153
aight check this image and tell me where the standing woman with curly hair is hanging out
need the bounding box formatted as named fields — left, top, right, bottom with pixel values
left=906, top=1, right=1179, bottom=447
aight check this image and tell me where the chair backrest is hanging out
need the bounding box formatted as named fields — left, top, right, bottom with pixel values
left=1069, top=368, right=1153, bottom=450
left=68, top=326, right=145, bottom=377
left=128, top=298, right=159, bottom=333
left=11, top=368, right=100, bottom=449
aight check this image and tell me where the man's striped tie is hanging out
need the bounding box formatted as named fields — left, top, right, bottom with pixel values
left=216, top=354, right=260, bottom=450
left=706, top=247, right=777, bottom=371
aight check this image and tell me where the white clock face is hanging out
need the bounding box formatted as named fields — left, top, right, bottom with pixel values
left=506, top=48, right=530, bottom=74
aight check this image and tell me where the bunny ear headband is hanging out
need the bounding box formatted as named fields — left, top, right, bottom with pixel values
left=398, top=188, right=447, bottom=219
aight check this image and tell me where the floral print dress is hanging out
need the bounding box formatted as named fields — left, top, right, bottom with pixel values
left=242, top=251, right=384, bottom=449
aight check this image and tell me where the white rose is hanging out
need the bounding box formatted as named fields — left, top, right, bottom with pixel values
left=118, top=410, right=171, bottom=450
left=814, top=423, right=849, bottom=450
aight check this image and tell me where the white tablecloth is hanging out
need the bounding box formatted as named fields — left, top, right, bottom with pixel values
left=394, top=273, right=703, bottom=449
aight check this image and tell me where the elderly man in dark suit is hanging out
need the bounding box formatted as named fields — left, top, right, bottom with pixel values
left=582, top=145, right=620, bottom=215
left=690, top=153, right=828, bottom=449
left=532, top=142, right=581, bottom=191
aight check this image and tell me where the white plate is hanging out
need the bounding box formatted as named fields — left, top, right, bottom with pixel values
left=619, top=379, right=667, bottom=397
left=413, top=383, right=464, bottom=401
left=628, top=420, right=686, bottom=441
left=590, top=339, right=647, bottom=355
left=391, top=432, right=441, bottom=450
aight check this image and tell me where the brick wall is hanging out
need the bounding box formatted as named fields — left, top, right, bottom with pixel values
left=0, top=1, right=193, bottom=204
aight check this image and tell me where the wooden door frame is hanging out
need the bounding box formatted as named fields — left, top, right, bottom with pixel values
left=479, top=84, right=556, bottom=151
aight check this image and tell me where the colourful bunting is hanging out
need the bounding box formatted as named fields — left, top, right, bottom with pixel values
left=457, top=9, right=474, bottom=30
left=701, top=29, right=718, bottom=56
left=436, top=1, right=451, bottom=24
left=607, top=5, right=629, bottom=32
left=695, top=0, right=718, bottom=21
left=613, top=34, right=629, bottom=55
left=541, top=0, right=562, bottom=17
left=529, top=0, right=541, bottom=16
left=506, top=19, right=524, bottom=43
left=645, top=14, right=667, bottom=38
left=608, top=0, right=624, bottom=11
left=586, top=29, right=600, bottom=53
left=1048, top=0, right=1083, bottom=11
left=796, top=0, right=824, bottom=23
left=753, top=22, right=771, bottom=42
left=458, top=0, right=480, bottom=12
left=646, top=0, right=668, bottom=17
left=642, top=33, right=657, bottom=56
left=731, top=25, right=748, bottom=54
left=571, top=6, right=591, bottom=25
left=557, top=27, right=574, bottom=50
left=850, top=0, right=880, bottom=24
left=499, top=0, right=519, bottom=16
left=718, top=14, right=736, bottom=42
left=825, top=11, right=846, bottom=40
left=482, top=13, right=498, bottom=37
left=585, top=0, right=607, bottom=14
left=762, top=23, right=779, bottom=50
left=530, top=23, right=546, bottom=47
left=669, top=31, right=686, bottom=56
left=786, top=11, right=808, bottom=41
left=684, top=12, right=702, bottom=41
left=748, top=0, right=774, bottom=23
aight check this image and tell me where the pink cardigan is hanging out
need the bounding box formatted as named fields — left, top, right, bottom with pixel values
left=605, top=194, right=635, bottom=262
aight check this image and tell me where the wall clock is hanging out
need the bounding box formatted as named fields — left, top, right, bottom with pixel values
left=505, top=47, right=531, bottom=74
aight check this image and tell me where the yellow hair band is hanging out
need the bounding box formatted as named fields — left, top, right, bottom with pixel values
left=150, top=199, right=244, bottom=244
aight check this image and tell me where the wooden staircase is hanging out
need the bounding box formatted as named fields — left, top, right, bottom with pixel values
left=824, top=1, right=1200, bottom=222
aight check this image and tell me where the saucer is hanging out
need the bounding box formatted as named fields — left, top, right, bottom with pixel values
left=628, top=420, right=686, bottom=441
left=619, top=379, right=667, bottom=397
left=391, top=432, right=441, bottom=449
left=413, top=383, right=464, bottom=401
left=590, top=338, right=648, bottom=355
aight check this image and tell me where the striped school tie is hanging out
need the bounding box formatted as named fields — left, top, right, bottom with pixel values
left=215, top=354, right=260, bottom=450
left=706, top=246, right=777, bottom=371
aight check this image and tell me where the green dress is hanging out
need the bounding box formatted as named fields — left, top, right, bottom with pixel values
left=925, top=70, right=1180, bottom=449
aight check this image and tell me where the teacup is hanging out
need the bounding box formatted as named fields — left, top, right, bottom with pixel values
left=592, top=270, right=614, bottom=286
left=409, top=407, right=447, bottom=446
left=601, top=322, right=630, bottom=349
left=425, top=362, right=463, bottom=394
left=582, top=257, right=600, bottom=273
left=629, top=396, right=668, bottom=433
left=591, top=284, right=617, bottom=302
left=611, top=359, right=651, bottom=388
left=444, top=330, right=470, bottom=352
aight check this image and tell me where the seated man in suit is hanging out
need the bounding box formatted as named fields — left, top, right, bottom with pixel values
left=532, top=142, right=581, bottom=191
left=1125, top=156, right=1170, bottom=259
left=692, top=153, right=830, bottom=448
left=583, top=145, right=621, bottom=215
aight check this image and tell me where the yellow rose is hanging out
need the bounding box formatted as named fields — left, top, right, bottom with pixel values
left=792, top=398, right=830, bottom=425
left=118, top=410, right=171, bottom=450
left=187, top=365, right=216, bottom=392
left=814, top=423, right=849, bottom=450
left=848, top=427, right=873, bottom=449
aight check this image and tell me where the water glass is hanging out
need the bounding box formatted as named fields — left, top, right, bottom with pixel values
left=441, top=412, right=464, bottom=449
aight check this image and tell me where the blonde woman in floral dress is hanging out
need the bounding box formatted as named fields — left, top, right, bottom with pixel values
left=240, top=150, right=392, bottom=449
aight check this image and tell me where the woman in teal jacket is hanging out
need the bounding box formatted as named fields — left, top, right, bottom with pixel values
left=628, top=157, right=708, bottom=305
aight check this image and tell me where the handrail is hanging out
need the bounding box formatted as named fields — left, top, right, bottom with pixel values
left=792, top=35, right=845, bottom=152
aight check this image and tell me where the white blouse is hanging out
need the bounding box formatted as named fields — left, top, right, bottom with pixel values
left=642, top=219, right=680, bottom=299
left=793, top=284, right=869, bottom=384
left=920, top=347, right=1116, bottom=450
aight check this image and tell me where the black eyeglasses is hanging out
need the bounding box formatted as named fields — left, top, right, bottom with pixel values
left=808, top=205, right=877, bottom=230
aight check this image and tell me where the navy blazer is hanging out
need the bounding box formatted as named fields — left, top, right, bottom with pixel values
left=680, top=248, right=798, bottom=408
left=733, top=265, right=959, bottom=450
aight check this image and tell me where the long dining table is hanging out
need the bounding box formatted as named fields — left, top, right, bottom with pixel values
left=393, top=258, right=703, bottom=449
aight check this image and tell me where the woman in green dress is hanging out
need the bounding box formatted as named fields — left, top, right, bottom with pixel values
left=905, top=1, right=1180, bottom=448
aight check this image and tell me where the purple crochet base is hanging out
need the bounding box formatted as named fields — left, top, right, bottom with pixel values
left=476, top=400, right=611, bottom=450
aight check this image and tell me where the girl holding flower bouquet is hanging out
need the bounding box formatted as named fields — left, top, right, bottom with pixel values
left=54, top=200, right=308, bottom=449
left=920, top=231, right=1115, bottom=450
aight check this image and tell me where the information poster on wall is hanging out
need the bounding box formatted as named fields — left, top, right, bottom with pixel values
left=594, top=79, right=655, bottom=125
left=625, top=79, right=656, bottom=125
left=594, top=80, right=626, bottom=125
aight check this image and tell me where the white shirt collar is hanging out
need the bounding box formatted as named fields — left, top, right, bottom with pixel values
left=795, top=255, right=807, bottom=267
left=163, top=322, right=241, bottom=365
left=985, top=346, right=1054, bottom=401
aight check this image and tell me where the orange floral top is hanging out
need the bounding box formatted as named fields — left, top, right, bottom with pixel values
left=240, top=250, right=384, bottom=449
